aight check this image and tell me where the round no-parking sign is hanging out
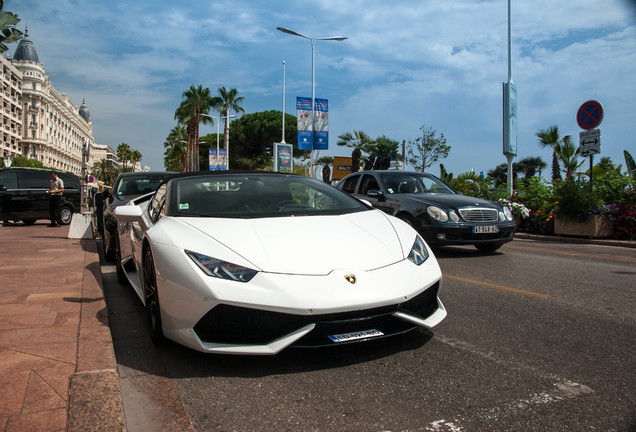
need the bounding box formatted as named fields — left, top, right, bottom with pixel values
left=577, top=100, right=604, bottom=130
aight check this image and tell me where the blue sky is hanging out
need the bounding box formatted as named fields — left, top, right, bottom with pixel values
left=13, top=0, right=636, bottom=177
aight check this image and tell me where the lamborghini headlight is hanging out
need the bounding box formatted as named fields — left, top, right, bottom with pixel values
left=186, top=250, right=258, bottom=282
left=407, top=236, right=429, bottom=265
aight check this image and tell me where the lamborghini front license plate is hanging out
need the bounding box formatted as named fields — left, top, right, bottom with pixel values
left=328, top=329, right=384, bottom=343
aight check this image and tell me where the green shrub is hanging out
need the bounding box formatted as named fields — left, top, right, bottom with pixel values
left=553, top=177, right=602, bottom=220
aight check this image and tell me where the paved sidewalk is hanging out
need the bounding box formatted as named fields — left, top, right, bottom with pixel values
left=0, top=222, right=125, bottom=431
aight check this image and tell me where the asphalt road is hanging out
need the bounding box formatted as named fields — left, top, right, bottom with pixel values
left=101, top=237, right=636, bottom=432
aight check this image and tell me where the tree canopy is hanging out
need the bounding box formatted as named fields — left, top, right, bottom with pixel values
left=405, top=125, right=450, bottom=172
left=229, top=110, right=308, bottom=170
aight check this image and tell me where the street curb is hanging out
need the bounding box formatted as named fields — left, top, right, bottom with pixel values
left=67, top=238, right=126, bottom=431
left=514, top=232, right=635, bottom=248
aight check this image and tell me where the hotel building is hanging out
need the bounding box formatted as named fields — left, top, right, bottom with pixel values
left=2, top=29, right=94, bottom=175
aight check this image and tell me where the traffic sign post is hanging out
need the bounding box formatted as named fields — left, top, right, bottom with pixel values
left=577, top=100, right=604, bottom=190
left=579, top=129, right=601, bottom=157
left=577, top=100, right=604, bottom=130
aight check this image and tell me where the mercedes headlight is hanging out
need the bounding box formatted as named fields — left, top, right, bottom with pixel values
left=503, top=206, right=514, bottom=221
left=426, top=206, right=448, bottom=222
left=186, top=250, right=258, bottom=282
left=408, top=236, right=429, bottom=265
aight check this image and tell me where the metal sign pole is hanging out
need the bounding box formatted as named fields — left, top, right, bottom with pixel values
left=590, top=154, right=594, bottom=192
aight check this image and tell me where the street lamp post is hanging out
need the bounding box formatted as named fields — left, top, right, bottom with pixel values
left=276, top=26, right=347, bottom=178
left=282, top=60, right=286, bottom=144
left=201, top=114, right=236, bottom=170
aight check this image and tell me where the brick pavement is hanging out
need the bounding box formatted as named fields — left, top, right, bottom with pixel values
left=0, top=221, right=125, bottom=431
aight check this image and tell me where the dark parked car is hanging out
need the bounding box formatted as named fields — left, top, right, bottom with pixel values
left=0, top=167, right=81, bottom=225
left=337, top=170, right=516, bottom=252
left=100, top=171, right=174, bottom=261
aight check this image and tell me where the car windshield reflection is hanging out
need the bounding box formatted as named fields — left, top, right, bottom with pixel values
left=378, top=172, right=456, bottom=195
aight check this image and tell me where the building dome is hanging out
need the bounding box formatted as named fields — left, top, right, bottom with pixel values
left=13, top=28, right=40, bottom=64
left=79, top=99, right=91, bottom=122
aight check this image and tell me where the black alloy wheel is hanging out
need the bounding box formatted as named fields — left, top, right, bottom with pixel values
left=60, top=206, right=73, bottom=225
left=143, top=248, right=165, bottom=344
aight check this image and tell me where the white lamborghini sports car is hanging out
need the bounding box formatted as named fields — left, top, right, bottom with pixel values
left=113, top=172, right=446, bottom=355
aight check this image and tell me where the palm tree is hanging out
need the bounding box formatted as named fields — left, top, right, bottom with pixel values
left=369, top=135, right=400, bottom=170
left=337, top=130, right=374, bottom=173
left=116, top=142, right=131, bottom=171
left=488, top=163, right=512, bottom=188
left=536, top=125, right=561, bottom=181
left=130, top=150, right=142, bottom=172
left=91, top=158, right=115, bottom=185
left=164, top=142, right=187, bottom=172
left=316, top=156, right=333, bottom=183
left=516, top=156, right=547, bottom=178
left=164, top=125, right=187, bottom=171
left=555, top=135, right=583, bottom=178
left=175, top=85, right=216, bottom=171
left=214, top=87, right=245, bottom=168
left=0, top=2, right=22, bottom=53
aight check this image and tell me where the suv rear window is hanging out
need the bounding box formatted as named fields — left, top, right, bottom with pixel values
left=59, top=173, right=79, bottom=189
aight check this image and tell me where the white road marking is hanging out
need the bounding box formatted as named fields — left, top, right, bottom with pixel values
left=423, top=336, right=594, bottom=431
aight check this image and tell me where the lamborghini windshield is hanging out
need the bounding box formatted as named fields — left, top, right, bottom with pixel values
left=168, top=173, right=370, bottom=218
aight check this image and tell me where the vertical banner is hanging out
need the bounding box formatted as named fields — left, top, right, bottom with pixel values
left=296, top=97, right=312, bottom=150
left=503, top=82, right=517, bottom=156
left=274, top=142, right=293, bottom=172
left=313, top=98, right=328, bottom=150
left=209, top=148, right=227, bottom=171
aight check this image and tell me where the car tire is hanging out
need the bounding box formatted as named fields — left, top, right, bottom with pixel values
left=475, top=242, right=503, bottom=253
left=104, top=233, right=116, bottom=262
left=115, top=235, right=127, bottom=284
left=143, top=248, right=165, bottom=344
left=60, top=206, right=73, bottom=225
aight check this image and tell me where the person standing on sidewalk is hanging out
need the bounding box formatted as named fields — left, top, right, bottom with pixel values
left=47, top=171, right=64, bottom=227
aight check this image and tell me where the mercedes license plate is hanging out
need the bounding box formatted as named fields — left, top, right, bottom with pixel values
left=328, top=329, right=384, bottom=343
left=473, top=225, right=499, bottom=234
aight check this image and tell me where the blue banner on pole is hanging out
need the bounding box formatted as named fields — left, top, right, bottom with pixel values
left=296, top=97, right=329, bottom=150
left=296, top=97, right=312, bottom=150
left=209, top=148, right=227, bottom=171
left=313, top=98, right=328, bottom=150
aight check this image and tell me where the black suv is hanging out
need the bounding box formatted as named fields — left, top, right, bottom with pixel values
left=0, top=167, right=82, bottom=225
